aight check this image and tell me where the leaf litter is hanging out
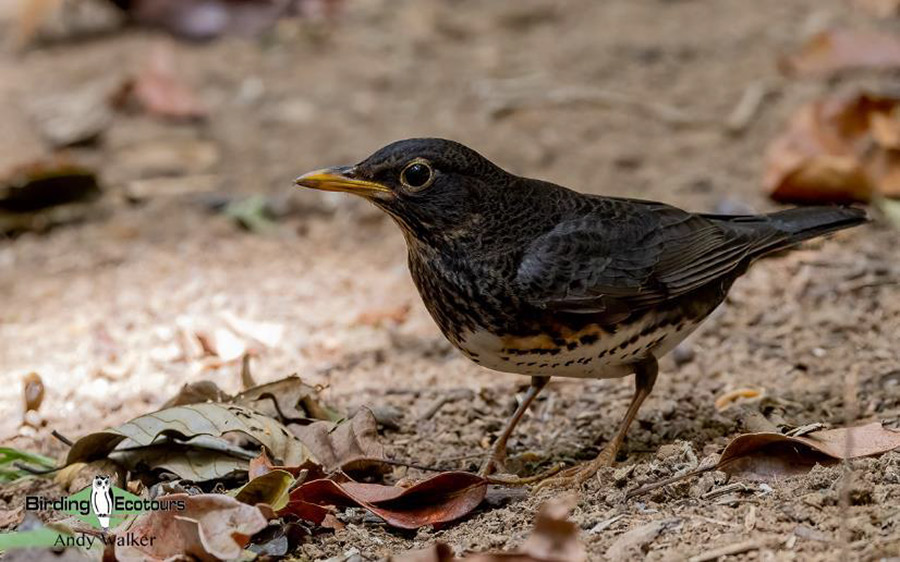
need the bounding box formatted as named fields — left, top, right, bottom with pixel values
left=764, top=91, right=900, bottom=203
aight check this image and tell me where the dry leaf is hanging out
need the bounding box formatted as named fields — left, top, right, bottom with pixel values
left=233, top=469, right=294, bottom=511
left=22, top=372, right=44, bottom=413
left=520, top=499, right=586, bottom=562
left=248, top=449, right=308, bottom=479
left=291, top=408, right=386, bottom=477
left=717, top=422, right=900, bottom=480
left=66, top=402, right=313, bottom=473
left=116, top=493, right=266, bottom=562
left=714, top=388, right=763, bottom=412
left=765, top=91, right=900, bottom=203
left=1, top=158, right=101, bottom=213
left=285, top=472, right=487, bottom=530
left=162, top=380, right=230, bottom=408
left=232, top=374, right=342, bottom=423
left=781, top=29, right=900, bottom=77
left=121, top=43, right=206, bottom=121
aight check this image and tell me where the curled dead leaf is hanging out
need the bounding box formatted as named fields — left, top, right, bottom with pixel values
left=717, top=421, right=900, bottom=480
left=765, top=92, right=900, bottom=203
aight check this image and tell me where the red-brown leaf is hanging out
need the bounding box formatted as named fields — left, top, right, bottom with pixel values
left=286, top=472, right=487, bottom=530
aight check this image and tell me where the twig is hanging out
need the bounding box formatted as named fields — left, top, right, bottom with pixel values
left=724, top=81, right=773, bottom=135
left=702, top=482, right=749, bottom=500
left=688, top=539, right=762, bottom=562
left=418, top=389, right=475, bottom=421
left=377, top=458, right=447, bottom=473
left=589, top=513, right=627, bottom=533
left=484, top=462, right=565, bottom=486
left=51, top=430, right=73, bottom=447
left=625, top=465, right=713, bottom=499
left=12, top=461, right=58, bottom=475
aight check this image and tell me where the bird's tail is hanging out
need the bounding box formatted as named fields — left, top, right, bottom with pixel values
left=705, top=206, right=868, bottom=258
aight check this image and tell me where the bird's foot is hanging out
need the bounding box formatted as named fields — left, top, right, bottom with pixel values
left=478, top=448, right=508, bottom=477
left=533, top=449, right=616, bottom=490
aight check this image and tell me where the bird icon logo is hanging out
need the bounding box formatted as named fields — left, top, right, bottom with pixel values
left=89, top=475, right=114, bottom=531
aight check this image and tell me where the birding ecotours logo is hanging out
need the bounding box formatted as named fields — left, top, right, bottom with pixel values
left=0, top=475, right=185, bottom=551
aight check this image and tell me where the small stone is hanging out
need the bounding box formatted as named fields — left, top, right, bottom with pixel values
left=672, top=343, right=695, bottom=366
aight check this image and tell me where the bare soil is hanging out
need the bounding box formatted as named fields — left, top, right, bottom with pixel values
left=1, top=0, right=899, bottom=560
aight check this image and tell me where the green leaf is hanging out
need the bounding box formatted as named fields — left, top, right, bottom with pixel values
left=0, top=447, right=56, bottom=482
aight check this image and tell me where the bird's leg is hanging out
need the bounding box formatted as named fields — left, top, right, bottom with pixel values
left=537, top=358, right=658, bottom=489
left=478, top=376, right=549, bottom=477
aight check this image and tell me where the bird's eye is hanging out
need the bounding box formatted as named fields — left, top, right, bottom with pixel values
left=400, top=161, right=433, bottom=190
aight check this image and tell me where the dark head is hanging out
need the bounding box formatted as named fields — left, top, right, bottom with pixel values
left=295, top=138, right=509, bottom=243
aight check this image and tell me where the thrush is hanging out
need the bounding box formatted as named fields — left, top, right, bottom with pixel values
left=295, top=138, right=867, bottom=485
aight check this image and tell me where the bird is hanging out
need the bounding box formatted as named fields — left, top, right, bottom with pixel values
left=295, top=138, right=867, bottom=486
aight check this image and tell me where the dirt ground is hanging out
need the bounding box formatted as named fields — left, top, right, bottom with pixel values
left=1, top=0, right=900, bottom=560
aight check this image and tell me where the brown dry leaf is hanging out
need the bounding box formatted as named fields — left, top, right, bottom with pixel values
left=162, top=380, right=231, bottom=408
left=232, top=374, right=342, bottom=423
left=781, top=29, right=900, bottom=77
left=122, top=43, right=206, bottom=121
left=291, top=408, right=386, bottom=477
left=248, top=449, right=307, bottom=480
left=21, top=372, right=44, bottom=413
left=1, top=158, right=101, bottom=212
left=765, top=92, right=900, bottom=203
left=853, top=0, right=900, bottom=18
left=717, top=421, right=900, bottom=480
left=714, top=388, right=763, bottom=412
left=115, top=493, right=266, bottom=562
left=519, top=498, right=586, bottom=562
left=285, top=471, right=487, bottom=530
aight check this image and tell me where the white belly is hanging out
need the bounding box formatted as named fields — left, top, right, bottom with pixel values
left=457, top=315, right=701, bottom=379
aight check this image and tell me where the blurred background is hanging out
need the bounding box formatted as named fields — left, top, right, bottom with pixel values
left=1, top=0, right=898, bottom=511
